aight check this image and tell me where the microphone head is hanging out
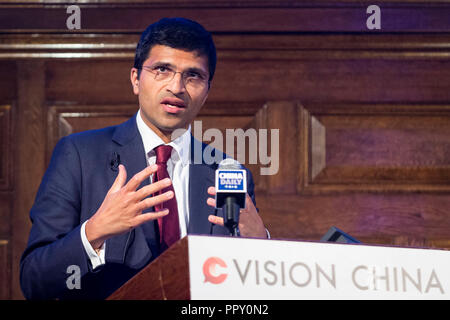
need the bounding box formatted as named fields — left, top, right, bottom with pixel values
left=215, top=158, right=247, bottom=209
left=218, top=158, right=242, bottom=170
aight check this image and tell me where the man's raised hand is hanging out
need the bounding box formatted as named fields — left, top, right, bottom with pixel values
left=85, top=164, right=173, bottom=249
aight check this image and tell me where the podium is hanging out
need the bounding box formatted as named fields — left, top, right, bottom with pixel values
left=108, top=235, right=450, bottom=300
left=108, top=236, right=191, bottom=300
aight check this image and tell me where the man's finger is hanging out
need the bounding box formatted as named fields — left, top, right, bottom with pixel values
left=245, top=193, right=254, bottom=210
left=125, top=164, right=158, bottom=191
left=132, top=209, right=169, bottom=227
left=206, top=197, right=216, bottom=208
left=136, top=190, right=174, bottom=212
left=208, top=215, right=224, bottom=226
left=134, top=177, right=172, bottom=201
left=207, top=186, right=216, bottom=195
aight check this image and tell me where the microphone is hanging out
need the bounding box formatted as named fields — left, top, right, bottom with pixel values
left=110, top=152, right=121, bottom=171
left=215, top=158, right=247, bottom=236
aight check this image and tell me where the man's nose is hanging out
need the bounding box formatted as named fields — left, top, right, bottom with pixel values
left=166, top=72, right=186, bottom=94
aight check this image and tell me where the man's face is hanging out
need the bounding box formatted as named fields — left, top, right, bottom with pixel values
left=130, top=45, right=210, bottom=140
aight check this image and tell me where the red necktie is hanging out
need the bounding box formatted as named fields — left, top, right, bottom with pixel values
left=154, top=145, right=180, bottom=251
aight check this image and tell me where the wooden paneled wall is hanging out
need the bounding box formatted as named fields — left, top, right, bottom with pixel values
left=0, top=1, right=449, bottom=299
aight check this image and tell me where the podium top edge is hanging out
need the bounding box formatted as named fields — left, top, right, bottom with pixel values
left=184, top=234, right=450, bottom=253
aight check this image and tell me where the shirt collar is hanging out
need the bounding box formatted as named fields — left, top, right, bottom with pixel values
left=136, top=109, right=191, bottom=166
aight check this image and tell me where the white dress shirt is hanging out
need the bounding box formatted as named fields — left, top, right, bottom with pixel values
left=81, top=110, right=191, bottom=269
left=135, top=109, right=191, bottom=237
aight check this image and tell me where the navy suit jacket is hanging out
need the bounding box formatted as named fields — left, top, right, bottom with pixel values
left=20, top=114, right=256, bottom=300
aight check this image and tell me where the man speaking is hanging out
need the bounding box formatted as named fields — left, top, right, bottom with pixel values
left=20, top=17, right=267, bottom=300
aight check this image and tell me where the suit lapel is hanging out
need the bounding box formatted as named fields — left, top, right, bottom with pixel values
left=187, top=136, right=221, bottom=234
left=106, top=114, right=158, bottom=264
left=188, top=162, right=215, bottom=234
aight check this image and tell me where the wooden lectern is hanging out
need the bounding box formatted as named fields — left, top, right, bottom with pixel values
left=108, top=236, right=190, bottom=300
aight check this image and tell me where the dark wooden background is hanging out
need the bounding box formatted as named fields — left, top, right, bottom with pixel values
left=0, top=0, right=449, bottom=299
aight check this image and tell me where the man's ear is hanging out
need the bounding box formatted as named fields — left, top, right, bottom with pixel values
left=130, top=68, right=140, bottom=95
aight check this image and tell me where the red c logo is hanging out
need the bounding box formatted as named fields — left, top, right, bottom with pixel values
left=203, top=257, right=228, bottom=284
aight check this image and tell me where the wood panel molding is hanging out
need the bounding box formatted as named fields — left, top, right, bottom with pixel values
left=247, top=102, right=450, bottom=194
left=47, top=104, right=139, bottom=162
left=2, top=0, right=448, bottom=4
left=302, top=103, right=450, bottom=193
left=0, top=2, right=449, bottom=33
left=0, top=105, right=12, bottom=190
left=12, top=61, right=46, bottom=299
left=257, top=193, right=450, bottom=247
left=36, top=44, right=450, bottom=106
left=0, top=193, right=11, bottom=239
left=0, top=240, right=10, bottom=299
left=0, top=193, right=11, bottom=299
left=1, top=34, right=449, bottom=59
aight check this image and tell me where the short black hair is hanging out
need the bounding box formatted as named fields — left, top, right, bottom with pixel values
left=134, top=17, right=216, bottom=84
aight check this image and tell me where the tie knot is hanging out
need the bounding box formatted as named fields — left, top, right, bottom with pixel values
left=155, top=144, right=173, bottom=164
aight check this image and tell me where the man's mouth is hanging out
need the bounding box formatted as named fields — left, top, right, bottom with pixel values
left=160, top=98, right=186, bottom=114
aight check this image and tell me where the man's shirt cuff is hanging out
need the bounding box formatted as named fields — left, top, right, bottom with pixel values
left=80, top=220, right=105, bottom=270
